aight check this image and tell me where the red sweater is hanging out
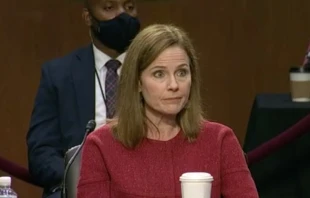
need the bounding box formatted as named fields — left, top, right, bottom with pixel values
left=77, top=121, right=258, bottom=198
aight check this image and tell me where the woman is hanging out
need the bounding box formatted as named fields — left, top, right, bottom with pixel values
left=77, top=24, right=259, bottom=198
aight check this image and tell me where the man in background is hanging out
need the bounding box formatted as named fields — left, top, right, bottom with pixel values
left=26, top=0, right=140, bottom=197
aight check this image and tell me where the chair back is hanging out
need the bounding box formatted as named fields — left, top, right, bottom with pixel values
left=64, top=145, right=81, bottom=198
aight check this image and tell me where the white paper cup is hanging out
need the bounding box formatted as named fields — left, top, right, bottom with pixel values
left=290, top=67, right=310, bottom=102
left=180, top=172, right=214, bottom=198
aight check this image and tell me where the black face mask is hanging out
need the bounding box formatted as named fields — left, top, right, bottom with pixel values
left=90, top=13, right=141, bottom=53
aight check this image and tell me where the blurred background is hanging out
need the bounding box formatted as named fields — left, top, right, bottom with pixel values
left=1, top=0, right=310, bottom=197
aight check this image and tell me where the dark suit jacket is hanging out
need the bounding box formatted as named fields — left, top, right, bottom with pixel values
left=26, top=44, right=96, bottom=197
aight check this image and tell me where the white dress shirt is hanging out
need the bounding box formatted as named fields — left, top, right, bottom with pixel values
left=93, top=44, right=125, bottom=129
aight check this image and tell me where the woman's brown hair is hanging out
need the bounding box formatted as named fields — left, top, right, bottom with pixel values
left=111, top=24, right=204, bottom=148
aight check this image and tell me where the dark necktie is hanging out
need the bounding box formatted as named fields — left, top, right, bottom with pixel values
left=105, top=59, right=121, bottom=118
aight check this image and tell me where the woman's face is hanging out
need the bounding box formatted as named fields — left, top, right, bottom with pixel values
left=140, top=46, right=191, bottom=119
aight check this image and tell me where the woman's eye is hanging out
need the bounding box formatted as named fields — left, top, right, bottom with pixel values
left=153, top=71, right=165, bottom=78
left=177, top=69, right=189, bottom=77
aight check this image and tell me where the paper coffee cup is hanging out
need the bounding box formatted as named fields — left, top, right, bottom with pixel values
left=289, top=67, right=310, bottom=102
left=180, top=172, right=214, bottom=198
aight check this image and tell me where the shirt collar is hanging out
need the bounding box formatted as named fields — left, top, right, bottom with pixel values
left=92, top=44, right=126, bottom=71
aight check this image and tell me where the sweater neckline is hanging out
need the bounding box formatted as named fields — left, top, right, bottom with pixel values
left=145, top=130, right=182, bottom=144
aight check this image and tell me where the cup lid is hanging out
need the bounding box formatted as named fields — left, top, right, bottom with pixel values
left=290, top=67, right=310, bottom=73
left=179, top=172, right=214, bottom=182
left=0, top=177, right=11, bottom=186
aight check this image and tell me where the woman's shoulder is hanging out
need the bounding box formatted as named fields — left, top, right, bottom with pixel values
left=86, top=124, right=115, bottom=144
left=199, top=120, right=235, bottom=140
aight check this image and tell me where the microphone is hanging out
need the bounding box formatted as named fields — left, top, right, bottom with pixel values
left=61, top=120, right=96, bottom=198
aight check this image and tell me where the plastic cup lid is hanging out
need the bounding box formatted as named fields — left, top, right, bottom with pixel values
left=179, top=172, right=214, bottom=182
left=0, top=177, right=11, bottom=186
left=290, top=67, right=310, bottom=73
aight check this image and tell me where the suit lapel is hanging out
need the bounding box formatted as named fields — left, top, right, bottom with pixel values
left=71, top=44, right=95, bottom=128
